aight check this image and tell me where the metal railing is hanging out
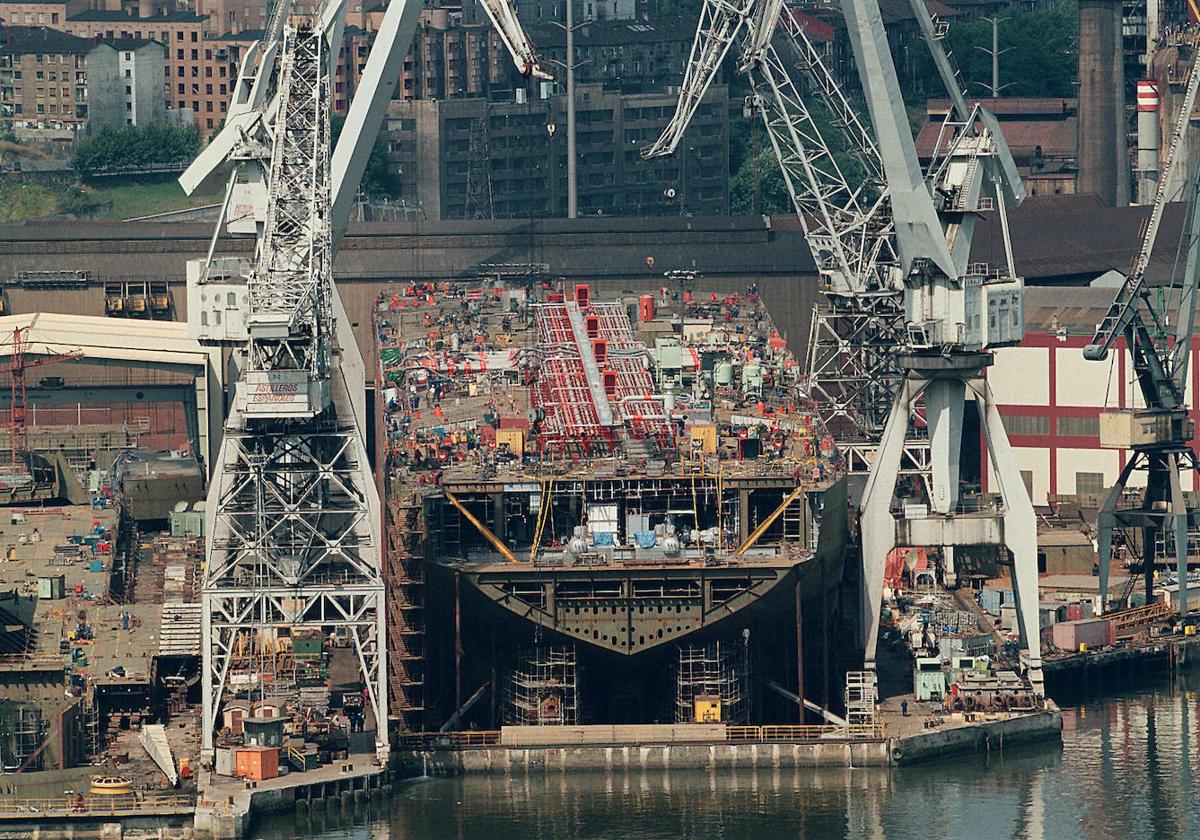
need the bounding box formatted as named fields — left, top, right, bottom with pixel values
left=0, top=794, right=194, bottom=819
left=398, top=724, right=886, bottom=750
left=726, top=724, right=885, bottom=742
left=398, top=731, right=501, bottom=749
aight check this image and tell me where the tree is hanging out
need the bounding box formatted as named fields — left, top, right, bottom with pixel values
left=728, top=97, right=872, bottom=217
left=914, top=3, right=1078, bottom=100
left=73, top=123, right=199, bottom=177
left=330, top=114, right=396, bottom=197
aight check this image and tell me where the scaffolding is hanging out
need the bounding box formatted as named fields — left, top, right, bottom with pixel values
left=674, top=640, right=749, bottom=724
left=465, top=117, right=495, bottom=221
left=506, top=645, right=578, bottom=726
left=844, top=670, right=878, bottom=728
left=386, top=493, right=427, bottom=731
left=13, top=707, right=45, bottom=771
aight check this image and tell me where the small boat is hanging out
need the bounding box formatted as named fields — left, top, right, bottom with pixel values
left=89, top=775, right=132, bottom=796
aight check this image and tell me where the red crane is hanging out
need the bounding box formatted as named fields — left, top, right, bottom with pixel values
left=0, top=327, right=83, bottom=468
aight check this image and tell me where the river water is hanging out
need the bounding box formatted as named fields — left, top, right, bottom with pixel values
left=257, top=671, right=1200, bottom=840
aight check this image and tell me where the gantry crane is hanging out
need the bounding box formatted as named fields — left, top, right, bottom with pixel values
left=647, top=0, right=1042, bottom=693
left=180, top=0, right=547, bottom=762
left=842, top=0, right=1043, bottom=694
left=1085, top=51, right=1200, bottom=617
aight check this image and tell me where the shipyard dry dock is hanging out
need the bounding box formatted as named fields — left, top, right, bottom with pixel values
left=375, top=279, right=853, bottom=735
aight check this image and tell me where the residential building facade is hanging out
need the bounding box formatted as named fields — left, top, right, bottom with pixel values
left=385, top=82, right=730, bottom=219
left=63, top=10, right=205, bottom=129
left=0, top=25, right=91, bottom=136
left=86, top=36, right=164, bottom=127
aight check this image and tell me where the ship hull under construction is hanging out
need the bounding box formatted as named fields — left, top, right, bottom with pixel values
left=377, top=278, right=852, bottom=734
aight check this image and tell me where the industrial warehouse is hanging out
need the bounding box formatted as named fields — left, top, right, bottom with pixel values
left=1, top=0, right=1200, bottom=833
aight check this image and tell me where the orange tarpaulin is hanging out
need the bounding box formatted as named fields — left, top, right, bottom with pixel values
left=884, top=546, right=929, bottom=588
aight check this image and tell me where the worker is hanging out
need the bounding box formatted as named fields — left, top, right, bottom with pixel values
left=901, top=699, right=909, bottom=717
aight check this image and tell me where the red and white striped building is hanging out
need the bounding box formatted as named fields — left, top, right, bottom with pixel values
left=983, top=286, right=1200, bottom=504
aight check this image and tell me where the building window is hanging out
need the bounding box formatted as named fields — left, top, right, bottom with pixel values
left=1003, top=415, right=1049, bottom=436
left=1076, top=472, right=1106, bottom=496
left=1056, top=415, right=1100, bottom=437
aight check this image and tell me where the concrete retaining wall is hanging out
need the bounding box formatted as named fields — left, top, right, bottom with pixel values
left=890, top=710, right=1062, bottom=765
left=399, top=740, right=891, bottom=776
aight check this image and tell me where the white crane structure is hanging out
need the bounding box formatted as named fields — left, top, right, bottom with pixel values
left=843, top=0, right=1044, bottom=695
left=180, top=0, right=546, bottom=763
left=1086, top=52, right=1200, bottom=617
left=646, top=0, right=1044, bottom=694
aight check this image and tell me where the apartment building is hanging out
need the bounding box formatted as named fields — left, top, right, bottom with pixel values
left=524, top=16, right=696, bottom=93
left=0, top=0, right=85, bottom=28
left=385, top=83, right=730, bottom=219
left=0, top=25, right=91, bottom=135
left=86, top=35, right=164, bottom=127
left=64, top=9, right=205, bottom=128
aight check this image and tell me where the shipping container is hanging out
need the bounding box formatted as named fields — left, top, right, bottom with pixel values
left=215, top=747, right=234, bottom=777
left=1051, top=618, right=1116, bottom=652
left=978, top=589, right=1002, bottom=616
left=37, top=575, right=64, bottom=600
left=236, top=746, right=279, bottom=781
left=1066, top=603, right=1083, bottom=622
left=999, top=604, right=1017, bottom=632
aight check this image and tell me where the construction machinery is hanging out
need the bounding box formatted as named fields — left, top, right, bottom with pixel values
left=180, top=0, right=546, bottom=762
left=1085, top=51, right=1200, bottom=617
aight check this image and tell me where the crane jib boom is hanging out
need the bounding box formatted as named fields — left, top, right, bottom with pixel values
left=1084, top=52, right=1200, bottom=366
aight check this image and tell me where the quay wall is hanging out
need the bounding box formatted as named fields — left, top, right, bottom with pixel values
left=890, top=709, right=1063, bottom=765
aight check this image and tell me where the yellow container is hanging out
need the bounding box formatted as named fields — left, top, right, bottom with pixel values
left=496, top=428, right=525, bottom=457
left=1079, top=643, right=1088, bottom=653
left=693, top=694, right=721, bottom=723
left=689, top=424, right=718, bottom=454
left=1186, top=624, right=1197, bottom=636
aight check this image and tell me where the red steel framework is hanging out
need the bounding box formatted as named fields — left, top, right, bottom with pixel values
left=1, top=328, right=83, bottom=467
left=531, top=295, right=675, bottom=453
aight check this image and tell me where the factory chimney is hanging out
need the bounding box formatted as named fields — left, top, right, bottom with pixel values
left=1136, top=79, right=1161, bottom=204
left=1077, top=0, right=1130, bottom=206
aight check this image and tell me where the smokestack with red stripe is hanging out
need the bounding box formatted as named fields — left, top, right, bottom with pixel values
left=1136, top=79, right=1160, bottom=204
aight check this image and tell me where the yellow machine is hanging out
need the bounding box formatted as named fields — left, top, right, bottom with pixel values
left=693, top=693, right=722, bottom=723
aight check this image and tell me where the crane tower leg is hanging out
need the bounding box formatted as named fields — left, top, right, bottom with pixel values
left=1097, top=457, right=1136, bottom=614
left=978, top=376, right=1043, bottom=696
left=858, top=374, right=916, bottom=668
left=860, top=366, right=1045, bottom=697
left=925, top=379, right=964, bottom=515
left=1170, top=452, right=1189, bottom=616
